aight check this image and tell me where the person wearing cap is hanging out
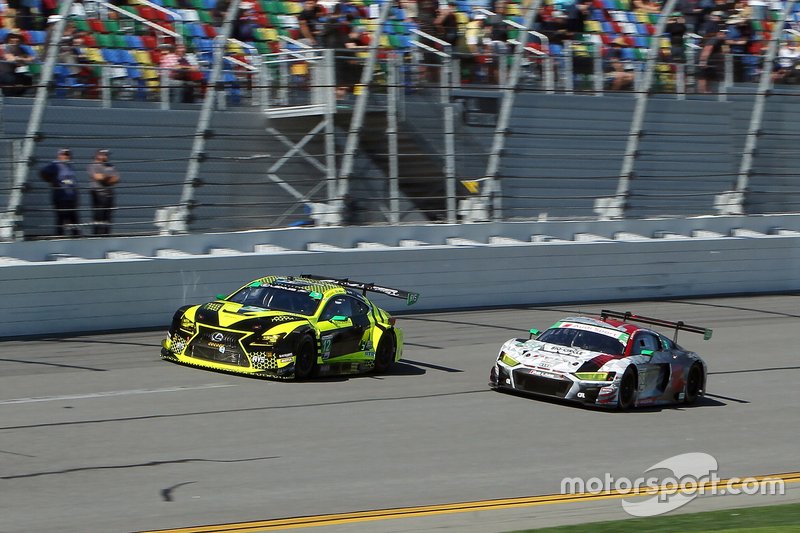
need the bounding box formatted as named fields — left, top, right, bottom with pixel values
left=724, top=15, right=753, bottom=82
left=87, top=149, right=120, bottom=236
left=40, top=149, right=81, bottom=237
left=666, top=12, right=687, bottom=62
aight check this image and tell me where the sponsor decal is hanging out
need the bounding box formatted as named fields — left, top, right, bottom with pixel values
left=560, top=321, right=629, bottom=342
left=211, top=332, right=224, bottom=342
left=528, top=369, right=562, bottom=379
left=271, top=315, right=299, bottom=322
left=204, top=303, right=223, bottom=312
left=207, top=342, right=225, bottom=348
left=321, top=336, right=332, bottom=360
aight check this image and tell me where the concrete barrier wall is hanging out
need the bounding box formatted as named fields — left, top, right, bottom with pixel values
left=2, top=230, right=799, bottom=337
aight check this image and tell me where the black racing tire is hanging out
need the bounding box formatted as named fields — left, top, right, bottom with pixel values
left=373, top=331, right=397, bottom=374
left=294, top=335, right=317, bottom=380
left=618, top=366, right=637, bottom=410
left=685, top=363, right=703, bottom=404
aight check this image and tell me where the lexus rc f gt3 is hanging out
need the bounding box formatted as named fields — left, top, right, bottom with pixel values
left=489, top=310, right=712, bottom=409
left=161, top=274, right=419, bottom=379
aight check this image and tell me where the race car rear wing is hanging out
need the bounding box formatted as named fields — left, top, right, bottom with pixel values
left=302, top=274, right=419, bottom=306
left=600, top=309, right=713, bottom=343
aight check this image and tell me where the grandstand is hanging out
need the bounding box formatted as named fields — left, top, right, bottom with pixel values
left=2, top=0, right=800, bottom=241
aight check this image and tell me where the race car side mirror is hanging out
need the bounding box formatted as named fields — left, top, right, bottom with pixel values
left=331, top=315, right=350, bottom=323
left=529, top=328, right=540, bottom=339
left=216, top=294, right=226, bottom=300
left=640, top=349, right=654, bottom=356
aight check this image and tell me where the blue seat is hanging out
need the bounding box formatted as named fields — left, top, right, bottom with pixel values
left=118, top=49, right=136, bottom=65
left=101, top=47, right=116, bottom=63
left=126, top=35, right=144, bottom=49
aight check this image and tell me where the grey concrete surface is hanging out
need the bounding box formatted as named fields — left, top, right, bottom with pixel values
left=0, top=295, right=798, bottom=533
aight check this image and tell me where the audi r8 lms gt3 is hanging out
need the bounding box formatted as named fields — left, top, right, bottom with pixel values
left=489, top=310, right=712, bottom=409
left=161, top=274, right=419, bottom=379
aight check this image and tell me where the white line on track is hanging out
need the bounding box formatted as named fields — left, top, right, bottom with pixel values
left=0, top=383, right=236, bottom=405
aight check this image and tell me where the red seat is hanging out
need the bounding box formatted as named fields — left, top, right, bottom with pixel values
left=89, top=19, right=107, bottom=33
left=141, top=35, right=157, bottom=49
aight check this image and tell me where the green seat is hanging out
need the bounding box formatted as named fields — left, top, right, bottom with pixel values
left=95, top=33, right=113, bottom=48
left=198, top=10, right=213, bottom=23
left=73, top=18, right=90, bottom=32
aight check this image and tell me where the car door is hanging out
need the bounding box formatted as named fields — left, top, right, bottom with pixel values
left=630, top=331, right=671, bottom=398
left=316, top=295, right=369, bottom=360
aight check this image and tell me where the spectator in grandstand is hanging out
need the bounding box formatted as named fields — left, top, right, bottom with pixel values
left=233, top=2, right=259, bottom=42
left=320, top=2, right=353, bottom=50
left=485, top=0, right=510, bottom=81
left=540, top=10, right=573, bottom=45
left=606, top=37, right=635, bottom=91
left=464, top=13, right=490, bottom=82
left=59, top=31, right=97, bottom=94
left=341, top=193, right=361, bottom=225
left=699, top=10, right=725, bottom=35
left=338, top=24, right=367, bottom=97
left=434, top=3, right=459, bottom=47
left=678, top=0, right=705, bottom=33
left=772, top=39, right=800, bottom=83
left=724, top=15, right=754, bottom=81
left=40, top=148, right=81, bottom=237
left=87, top=149, right=120, bottom=236
left=160, top=43, right=201, bottom=104
left=0, top=32, right=34, bottom=96
left=665, top=12, right=688, bottom=62
left=298, top=0, right=326, bottom=47
left=212, top=0, right=231, bottom=27
left=400, top=0, right=418, bottom=22
left=566, top=0, right=591, bottom=37
left=697, top=25, right=729, bottom=92
left=417, top=0, right=438, bottom=34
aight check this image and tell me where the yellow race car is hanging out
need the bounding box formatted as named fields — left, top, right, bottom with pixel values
left=161, top=274, right=419, bottom=379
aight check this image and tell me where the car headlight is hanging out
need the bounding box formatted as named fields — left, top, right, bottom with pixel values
left=498, top=352, right=520, bottom=367
left=254, top=332, right=286, bottom=345
left=180, top=315, right=195, bottom=331
left=574, top=372, right=616, bottom=381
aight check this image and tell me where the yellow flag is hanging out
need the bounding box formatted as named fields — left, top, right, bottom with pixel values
left=461, top=180, right=480, bottom=194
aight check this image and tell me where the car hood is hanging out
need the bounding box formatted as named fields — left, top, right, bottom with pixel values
left=501, top=338, right=617, bottom=374
left=191, top=301, right=310, bottom=329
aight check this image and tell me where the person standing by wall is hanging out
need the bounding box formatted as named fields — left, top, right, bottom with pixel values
left=87, top=149, right=120, bottom=236
left=40, top=148, right=81, bottom=237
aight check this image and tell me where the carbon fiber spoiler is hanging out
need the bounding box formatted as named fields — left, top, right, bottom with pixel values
left=600, top=309, right=713, bottom=343
left=301, top=274, right=419, bottom=306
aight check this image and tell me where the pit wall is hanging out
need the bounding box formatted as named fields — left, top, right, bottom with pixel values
left=2, top=215, right=799, bottom=337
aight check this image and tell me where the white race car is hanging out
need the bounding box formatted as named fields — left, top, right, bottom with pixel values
left=489, top=310, right=712, bottom=409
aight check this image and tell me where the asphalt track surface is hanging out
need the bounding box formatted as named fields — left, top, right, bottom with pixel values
left=1, top=295, right=799, bottom=533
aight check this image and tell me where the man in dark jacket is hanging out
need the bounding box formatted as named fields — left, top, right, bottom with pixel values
left=40, top=148, right=81, bottom=237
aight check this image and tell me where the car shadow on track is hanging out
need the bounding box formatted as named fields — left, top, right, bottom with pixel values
left=494, top=388, right=729, bottom=413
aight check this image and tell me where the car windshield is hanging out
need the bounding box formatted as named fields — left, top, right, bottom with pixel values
left=227, top=285, right=320, bottom=315
left=537, top=327, right=625, bottom=356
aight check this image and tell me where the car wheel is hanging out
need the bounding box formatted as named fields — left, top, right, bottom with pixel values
left=618, top=366, right=637, bottom=410
left=373, top=331, right=396, bottom=373
left=685, top=363, right=703, bottom=404
left=294, top=336, right=317, bottom=380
